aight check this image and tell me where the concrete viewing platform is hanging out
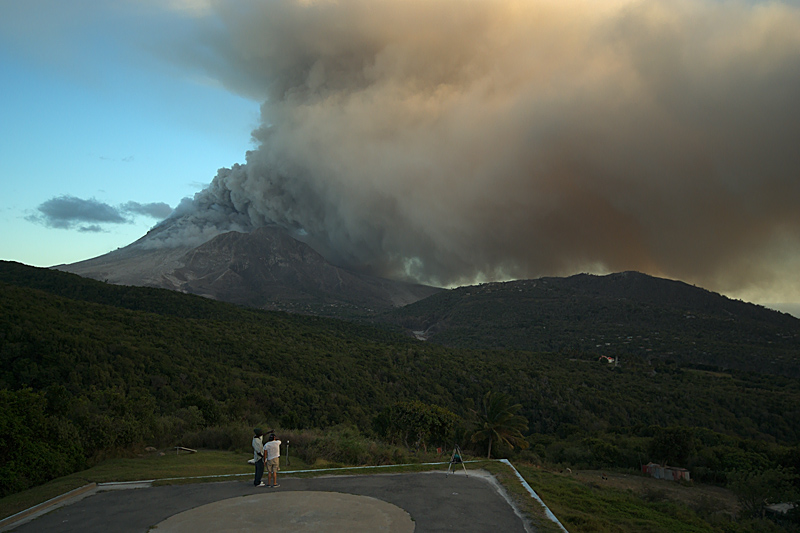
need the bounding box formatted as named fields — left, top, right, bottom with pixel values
left=154, top=491, right=414, bottom=532
left=4, top=468, right=552, bottom=532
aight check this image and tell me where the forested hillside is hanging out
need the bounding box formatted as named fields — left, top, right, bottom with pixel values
left=2, top=262, right=800, bottom=510
left=383, top=272, right=800, bottom=377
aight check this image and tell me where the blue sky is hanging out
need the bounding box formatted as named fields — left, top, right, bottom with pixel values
left=0, top=1, right=259, bottom=266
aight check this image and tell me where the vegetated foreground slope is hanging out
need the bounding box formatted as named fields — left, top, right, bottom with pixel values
left=384, top=271, right=800, bottom=377
left=0, top=262, right=431, bottom=429
left=3, top=261, right=800, bottom=439
left=2, top=261, right=800, bottom=497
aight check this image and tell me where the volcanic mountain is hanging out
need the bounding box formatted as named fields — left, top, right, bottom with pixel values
left=56, top=225, right=441, bottom=317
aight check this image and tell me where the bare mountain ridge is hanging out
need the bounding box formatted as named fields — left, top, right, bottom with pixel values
left=57, top=226, right=441, bottom=316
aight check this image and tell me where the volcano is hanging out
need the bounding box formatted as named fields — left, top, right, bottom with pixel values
left=56, top=224, right=440, bottom=317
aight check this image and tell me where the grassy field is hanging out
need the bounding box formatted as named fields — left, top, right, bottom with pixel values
left=514, top=465, right=742, bottom=533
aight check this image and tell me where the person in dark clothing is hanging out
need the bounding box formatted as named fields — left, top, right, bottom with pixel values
left=252, top=428, right=265, bottom=487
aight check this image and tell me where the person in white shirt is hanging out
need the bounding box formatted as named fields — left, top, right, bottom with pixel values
left=265, top=433, right=282, bottom=487
left=252, top=428, right=265, bottom=487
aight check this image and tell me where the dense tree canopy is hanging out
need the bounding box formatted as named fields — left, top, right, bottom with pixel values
left=375, top=401, right=459, bottom=451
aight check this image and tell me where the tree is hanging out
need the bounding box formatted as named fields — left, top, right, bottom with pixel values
left=375, top=401, right=459, bottom=452
left=0, top=389, right=84, bottom=498
left=727, top=467, right=798, bottom=518
left=648, top=426, right=695, bottom=466
left=470, top=391, right=529, bottom=459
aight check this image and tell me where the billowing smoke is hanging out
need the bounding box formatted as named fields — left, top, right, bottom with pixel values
left=153, top=0, right=800, bottom=299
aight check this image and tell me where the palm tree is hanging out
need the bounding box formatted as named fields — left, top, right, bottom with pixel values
left=470, top=391, right=530, bottom=459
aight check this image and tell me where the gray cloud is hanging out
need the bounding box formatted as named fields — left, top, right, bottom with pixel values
left=33, top=196, right=127, bottom=228
left=121, top=201, right=173, bottom=219
left=30, top=195, right=173, bottom=230
left=154, top=0, right=800, bottom=300
left=78, top=224, right=105, bottom=233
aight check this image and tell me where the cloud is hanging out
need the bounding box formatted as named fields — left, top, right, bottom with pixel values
left=33, top=196, right=127, bottom=228
left=150, top=0, right=800, bottom=299
left=99, top=155, right=135, bottom=162
left=30, top=195, right=173, bottom=230
left=121, top=201, right=173, bottom=219
left=78, top=224, right=105, bottom=233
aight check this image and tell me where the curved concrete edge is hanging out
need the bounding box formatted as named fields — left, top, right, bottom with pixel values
left=461, top=469, right=536, bottom=533
left=499, top=459, right=569, bottom=532
left=0, top=480, right=156, bottom=532
left=0, top=483, right=98, bottom=533
left=97, top=481, right=155, bottom=491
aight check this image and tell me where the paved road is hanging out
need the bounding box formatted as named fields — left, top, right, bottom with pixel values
left=10, top=471, right=531, bottom=532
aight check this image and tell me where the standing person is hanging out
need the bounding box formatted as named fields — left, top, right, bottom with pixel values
left=252, top=428, right=265, bottom=487
left=265, top=433, right=282, bottom=487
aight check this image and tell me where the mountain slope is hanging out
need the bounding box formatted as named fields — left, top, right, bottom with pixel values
left=381, top=271, right=800, bottom=376
left=56, top=225, right=440, bottom=317
left=3, top=262, right=800, bottom=443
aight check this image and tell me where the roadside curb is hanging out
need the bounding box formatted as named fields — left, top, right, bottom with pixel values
left=0, top=483, right=98, bottom=532
left=499, top=459, right=569, bottom=532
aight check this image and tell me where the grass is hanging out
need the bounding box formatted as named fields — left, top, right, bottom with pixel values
left=477, top=460, right=568, bottom=533
left=513, top=464, right=722, bottom=533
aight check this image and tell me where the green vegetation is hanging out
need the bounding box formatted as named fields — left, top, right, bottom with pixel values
left=515, top=465, right=800, bottom=533
left=728, top=468, right=799, bottom=519
left=2, top=261, right=800, bottom=531
left=382, top=272, right=800, bottom=377
left=470, top=391, right=529, bottom=458
left=374, top=400, right=459, bottom=452
left=516, top=465, right=715, bottom=533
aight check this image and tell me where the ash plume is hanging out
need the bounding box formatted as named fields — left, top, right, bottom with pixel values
left=153, top=0, right=800, bottom=300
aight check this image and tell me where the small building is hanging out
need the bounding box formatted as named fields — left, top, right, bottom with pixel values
left=766, top=502, right=796, bottom=515
left=642, top=462, right=691, bottom=482
left=765, top=502, right=797, bottom=526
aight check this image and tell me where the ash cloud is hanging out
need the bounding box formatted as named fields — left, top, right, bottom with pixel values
left=158, top=0, right=800, bottom=299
